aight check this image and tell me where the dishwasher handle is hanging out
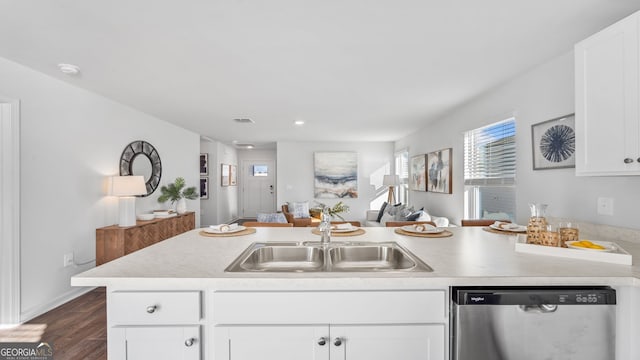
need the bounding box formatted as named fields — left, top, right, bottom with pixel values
left=518, top=304, right=558, bottom=313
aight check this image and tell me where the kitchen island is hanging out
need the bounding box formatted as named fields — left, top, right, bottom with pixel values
left=71, top=227, right=640, bottom=360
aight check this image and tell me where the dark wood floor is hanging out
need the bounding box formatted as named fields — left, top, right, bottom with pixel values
left=0, top=287, right=107, bottom=360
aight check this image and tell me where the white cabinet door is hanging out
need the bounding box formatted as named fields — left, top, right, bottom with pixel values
left=575, top=11, right=640, bottom=175
left=214, top=325, right=328, bottom=360
left=330, top=324, right=445, bottom=360
left=111, top=326, right=200, bottom=360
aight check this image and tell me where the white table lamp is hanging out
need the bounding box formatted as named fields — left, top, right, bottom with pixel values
left=383, top=175, right=400, bottom=204
left=111, top=176, right=147, bottom=227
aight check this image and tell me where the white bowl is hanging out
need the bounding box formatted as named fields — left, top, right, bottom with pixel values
left=137, top=214, right=155, bottom=221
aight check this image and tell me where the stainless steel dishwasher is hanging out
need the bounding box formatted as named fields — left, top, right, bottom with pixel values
left=451, top=286, right=616, bottom=360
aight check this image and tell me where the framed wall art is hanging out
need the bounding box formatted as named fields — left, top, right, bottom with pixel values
left=200, top=177, right=209, bottom=199
left=200, top=153, right=208, bottom=176
left=410, top=154, right=427, bottom=191
left=532, top=114, right=575, bottom=170
left=314, top=152, right=358, bottom=198
left=427, top=148, right=452, bottom=194
left=230, top=165, right=237, bottom=186
left=221, top=164, right=230, bottom=186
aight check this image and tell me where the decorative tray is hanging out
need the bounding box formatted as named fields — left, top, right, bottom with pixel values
left=514, top=234, right=632, bottom=265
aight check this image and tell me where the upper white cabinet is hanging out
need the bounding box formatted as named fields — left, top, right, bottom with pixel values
left=575, top=11, right=640, bottom=175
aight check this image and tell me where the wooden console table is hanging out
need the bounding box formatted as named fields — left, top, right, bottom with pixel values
left=96, top=211, right=195, bottom=265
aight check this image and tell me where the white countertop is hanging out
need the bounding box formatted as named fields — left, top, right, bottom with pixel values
left=71, top=227, right=640, bottom=290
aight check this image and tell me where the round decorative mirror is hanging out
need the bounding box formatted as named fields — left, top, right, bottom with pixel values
left=119, top=140, right=162, bottom=197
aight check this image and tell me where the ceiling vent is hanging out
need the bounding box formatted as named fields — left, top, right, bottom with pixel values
left=234, top=118, right=255, bottom=124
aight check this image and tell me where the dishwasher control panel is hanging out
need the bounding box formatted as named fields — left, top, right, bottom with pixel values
left=453, top=286, right=616, bottom=305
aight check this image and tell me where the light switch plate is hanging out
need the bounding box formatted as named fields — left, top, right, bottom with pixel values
left=597, top=197, right=614, bottom=216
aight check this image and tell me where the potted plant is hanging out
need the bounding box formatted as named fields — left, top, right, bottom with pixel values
left=157, top=177, right=199, bottom=214
left=313, top=201, right=350, bottom=220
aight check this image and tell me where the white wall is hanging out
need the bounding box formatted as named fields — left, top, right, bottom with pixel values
left=396, top=51, right=640, bottom=229
left=0, top=57, right=200, bottom=321
left=277, top=141, right=394, bottom=223
left=200, top=139, right=218, bottom=226
left=200, top=139, right=239, bottom=226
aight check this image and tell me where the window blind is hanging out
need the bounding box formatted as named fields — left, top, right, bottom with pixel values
left=464, top=118, right=516, bottom=186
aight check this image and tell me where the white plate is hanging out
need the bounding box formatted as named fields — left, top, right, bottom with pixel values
left=566, top=240, right=615, bottom=252
left=401, top=225, right=444, bottom=234
left=205, top=225, right=246, bottom=234
left=489, top=223, right=527, bottom=233
left=331, top=226, right=359, bottom=233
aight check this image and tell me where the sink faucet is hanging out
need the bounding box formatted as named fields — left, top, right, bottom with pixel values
left=319, top=206, right=331, bottom=245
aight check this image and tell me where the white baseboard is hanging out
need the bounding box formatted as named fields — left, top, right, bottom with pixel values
left=20, top=286, right=96, bottom=323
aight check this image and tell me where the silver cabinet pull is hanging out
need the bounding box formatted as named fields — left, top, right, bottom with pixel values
left=637, top=158, right=640, bottom=163
left=146, top=305, right=157, bottom=313
left=333, top=337, right=342, bottom=346
left=317, top=337, right=327, bottom=346
left=185, top=338, right=196, bottom=347
left=624, top=158, right=634, bottom=164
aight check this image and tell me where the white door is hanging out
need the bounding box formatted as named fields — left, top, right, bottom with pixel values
left=241, top=160, right=276, bottom=218
left=214, top=325, right=328, bottom=360
left=330, top=324, right=445, bottom=360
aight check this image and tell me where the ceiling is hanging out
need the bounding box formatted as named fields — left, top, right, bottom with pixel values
left=2, top=1, right=640, bottom=149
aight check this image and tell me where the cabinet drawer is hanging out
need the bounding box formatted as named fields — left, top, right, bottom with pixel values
left=212, top=290, right=446, bottom=324
left=111, top=291, right=201, bottom=325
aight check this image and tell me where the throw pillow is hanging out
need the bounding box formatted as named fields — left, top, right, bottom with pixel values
left=376, top=202, right=388, bottom=222
left=394, top=204, right=408, bottom=221
left=290, top=201, right=310, bottom=219
left=257, top=212, right=288, bottom=223
left=405, top=211, right=422, bottom=222
left=431, top=216, right=450, bottom=227
left=416, top=211, right=432, bottom=222
left=380, top=211, right=395, bottom=226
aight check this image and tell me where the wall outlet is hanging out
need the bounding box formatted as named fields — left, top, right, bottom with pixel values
left=597, top=197, right=614, bottom=216
left=63, top=252, right=74, bottom=267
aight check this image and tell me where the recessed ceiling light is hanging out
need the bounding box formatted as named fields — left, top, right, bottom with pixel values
left=234, top=118, right=255, bottom=124
left=57, top=63, right=81, bottom=76
left=294, top=120, right=305, bottom=126
left=235, top=143, right=255, bottom=149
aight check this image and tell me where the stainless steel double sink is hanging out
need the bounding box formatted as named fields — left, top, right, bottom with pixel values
left=225, top=242, right=432, bottom=272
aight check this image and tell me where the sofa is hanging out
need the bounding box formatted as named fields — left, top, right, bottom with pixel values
left=364, top=206, right=451, bottom=228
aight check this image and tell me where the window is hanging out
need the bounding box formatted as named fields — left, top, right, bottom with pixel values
left=395, top=149, right=409, bottom=204
left=252, top=165, right=268, bottom=176
left=463, top=118, right=516, bottom=220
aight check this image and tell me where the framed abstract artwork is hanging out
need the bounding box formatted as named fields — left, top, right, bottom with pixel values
left=314, top=152, right=358, bottom=198
left=532, top=114, right=575, bottom=170
left=410, top=154, right=427, bottom=191
left=230, top=165, right=237, bottom=186
left=427, top=148, right=452, bottom=194
left=221, top=164, right=230, bottom=186
left=200, top=177, right=209, bottom=199
left=200, top=153, right=208, bottom=176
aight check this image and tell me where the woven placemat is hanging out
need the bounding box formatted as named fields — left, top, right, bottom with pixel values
left=482, top=227, right=525, bottom=235
left=394, top=228, right=453, bottom=238
left=199, top=228, right=257, bottom=237
left=311, top=228, right=366, bottom=237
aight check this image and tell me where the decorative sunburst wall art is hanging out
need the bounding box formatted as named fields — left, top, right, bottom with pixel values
left=531, top=114, right=576, bottom=170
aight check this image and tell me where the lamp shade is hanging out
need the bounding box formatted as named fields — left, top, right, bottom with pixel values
left=111, top=176, right=146, bottom=196
left=382, top=175, right=400, bottom=186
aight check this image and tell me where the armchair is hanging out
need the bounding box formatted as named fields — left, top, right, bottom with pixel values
left=281, top=204, right=320, bottom=227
